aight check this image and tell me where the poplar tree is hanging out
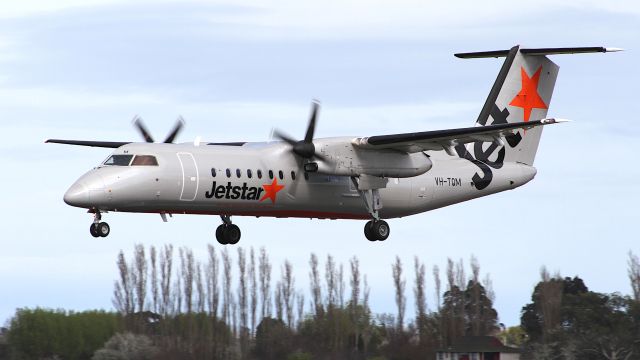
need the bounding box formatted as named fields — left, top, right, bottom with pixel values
left=259, top=247, right=272, bottom=320
left=392, top=256, right=406, bottom=331
left=206, top=244, right=220, bottom=318
left=414, top=257, right=426, bottom=341
left=249, top=247, right=258, bottom=337
left=222, top=248, right=233, bottom=325
left=309, top=253, right=323, bottom=317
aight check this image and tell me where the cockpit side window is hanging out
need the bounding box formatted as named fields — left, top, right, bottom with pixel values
left=103, top=154, right=133, bottom=166
left=131, top=155, right=159, bottom=166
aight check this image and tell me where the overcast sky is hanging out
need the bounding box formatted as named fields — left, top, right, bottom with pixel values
left=0, top=0, right=638, bottom=327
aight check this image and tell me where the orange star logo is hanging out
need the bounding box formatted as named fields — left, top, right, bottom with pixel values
left=509, top=66, right=548, bottom=122
left=259, top=178, right=285, bottom=203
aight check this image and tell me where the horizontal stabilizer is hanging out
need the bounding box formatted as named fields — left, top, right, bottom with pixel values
left=455, top=46, right=622, bottom=59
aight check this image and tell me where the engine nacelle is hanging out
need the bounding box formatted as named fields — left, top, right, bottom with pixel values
left=313, top=139, right=432, bottom=178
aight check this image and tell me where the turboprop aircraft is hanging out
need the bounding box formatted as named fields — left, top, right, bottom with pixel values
left=47, top=45, right=620, bottom=244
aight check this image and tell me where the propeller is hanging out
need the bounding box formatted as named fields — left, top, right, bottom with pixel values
left=133, top=115, right=185, bottom=143
left=273, top=100, right=327, bottom=161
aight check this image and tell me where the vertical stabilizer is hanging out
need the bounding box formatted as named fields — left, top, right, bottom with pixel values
left=465, top=46, right=559, bottom=166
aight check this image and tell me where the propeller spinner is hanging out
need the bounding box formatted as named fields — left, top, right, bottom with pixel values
left=273, top=100, right=327, bottom=161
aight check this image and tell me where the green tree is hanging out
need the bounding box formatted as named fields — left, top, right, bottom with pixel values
left=440, top=280, right=497, bottom=345
left=254, top=317, right=293, bottom=360
left=498, top=326, right=526, bottom=347
left=92, top=332, right=157, bottom=360
left=464, top=280, right=498, bottom=336
left=521, top=275, right=585, bottom=342
left=521, top=276, right=640, bottom=359
left=7, top=308, right=121, bottom=360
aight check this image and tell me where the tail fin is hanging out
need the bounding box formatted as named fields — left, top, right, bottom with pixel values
left=458, top=45, right=619, bottom=166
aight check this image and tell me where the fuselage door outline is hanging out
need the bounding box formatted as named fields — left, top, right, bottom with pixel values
left=177, top=152, right=199, bottom=201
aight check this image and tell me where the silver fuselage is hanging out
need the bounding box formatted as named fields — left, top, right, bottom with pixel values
left=64, top=139, right=536, bottom=220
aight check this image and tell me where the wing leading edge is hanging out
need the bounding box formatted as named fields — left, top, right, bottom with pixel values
left=351, top=118, right=568, bottom=155
left=45, top=139, right=131, bottom=148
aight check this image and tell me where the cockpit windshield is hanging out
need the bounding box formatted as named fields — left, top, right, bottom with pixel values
left=103, top=154, right=133, bottom=166
left=131, top=155, right=158, bottom=166
left=102, top=154, right=158, bottom=167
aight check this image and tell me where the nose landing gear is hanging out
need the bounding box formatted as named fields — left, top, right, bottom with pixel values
left=89, top=210, right=110, bottom=238
left=215, top=215, right=241, bottom=245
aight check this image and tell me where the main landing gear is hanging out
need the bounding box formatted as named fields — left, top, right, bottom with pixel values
left=364, top=220, right=390, bottom=241
left=215, top=215, right=241, bottom=245
left=351, top=176, right=391, bottom=242
left=89, top=210, right=110, bottom=238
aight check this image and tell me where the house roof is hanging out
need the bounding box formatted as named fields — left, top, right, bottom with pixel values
left=436, top=336, right=520, bottom=354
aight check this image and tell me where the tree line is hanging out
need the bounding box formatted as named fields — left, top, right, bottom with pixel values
left=107, top=244, right=500, bottom=359
left=517, top=253, right=640, bottom=359
left=3, top=247, right=639, bottom=360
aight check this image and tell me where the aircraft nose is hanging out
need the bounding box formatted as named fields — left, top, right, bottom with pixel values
left=63, top=172, right=106, bottom=208
left=64, top=181, right=89, bottom=207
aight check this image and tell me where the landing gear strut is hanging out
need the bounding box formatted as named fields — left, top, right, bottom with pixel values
left=215, top=215, right=241, bottom=245
left=90, top=210, right=110, bottom=238
left=352, top=176, right=391, bottom=242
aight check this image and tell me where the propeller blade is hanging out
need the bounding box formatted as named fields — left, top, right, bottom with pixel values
left=133, top=116, right=154, bottom=143
left=304, top=100, right=320, bottom=143
left=164, top=116, right=185, bottom=143
left=272, top=129, right=298, bottom=146
left=275, top=100, right=323, bottom=160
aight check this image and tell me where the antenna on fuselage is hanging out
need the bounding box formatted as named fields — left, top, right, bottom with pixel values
left=268, top=128, right=275, bottom=143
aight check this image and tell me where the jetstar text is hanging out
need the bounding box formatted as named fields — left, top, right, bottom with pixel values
left=205, top=181, right=264, bottom=200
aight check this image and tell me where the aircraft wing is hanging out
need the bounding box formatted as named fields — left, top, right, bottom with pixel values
left=351, top=118, right=567, bottom=154
left=45, top=139, right=131, bottom=148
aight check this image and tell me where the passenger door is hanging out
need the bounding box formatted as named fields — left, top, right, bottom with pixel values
left=177, top=152, right=199, bottom=201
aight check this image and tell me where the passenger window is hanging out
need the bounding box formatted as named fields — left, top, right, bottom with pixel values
left=211, top=168, right=216, bottom=177
left=247, top=169, right=252, bottom=178
left=257, top=170, right=263, bottom=179
left=291, top=171, right=296, bottom=180
left=268, top=170, right=273, bottom=179
left=226, top=169, right=231, bottom=178
left=104, top=154, right=133, bottom=166
left=236, top=169, right=241, bottom=178
left=131, top=155, right=158, bottom=166
left=278, top=170, right=284, bottom=180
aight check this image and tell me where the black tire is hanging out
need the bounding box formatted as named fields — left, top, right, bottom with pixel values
left=90, top=223, right=99, bottom=238
left=216, top=225, right=227, bottom=244
left=97, top=222, right=110, bottom=237
left=224, top=224, right=241, bottom=245
left=364, top=221, right=376, bottom=241
left=371, top=220, right=390, bottom=241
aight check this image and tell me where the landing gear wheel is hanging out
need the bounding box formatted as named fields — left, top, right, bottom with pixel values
left=97, top=222, right=110, bottom=237
left=216, top=225, right=227, bottom=245
left=364, top=220, right=390, bottom=241
left=90, top=223, right=100, bottom=238
left=371, top=220, right=390, bottom=241
left=215, top=224, right=241, bottom=245
left=224, top=224, right=241, bottom=245
left=364, top=221, right=376, bottom=241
